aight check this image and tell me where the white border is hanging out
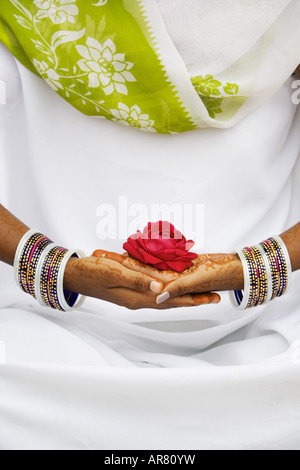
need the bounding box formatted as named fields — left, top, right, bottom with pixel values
left=139, top=0, right=210, bottom=129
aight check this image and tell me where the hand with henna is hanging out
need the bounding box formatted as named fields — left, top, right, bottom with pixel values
left=92, top=250, right=221, bottom=309
left=0, top=205, right=220, bottom=312
left=123, top=223, right=300, bottom=305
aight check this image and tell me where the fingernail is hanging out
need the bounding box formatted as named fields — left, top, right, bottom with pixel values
left=150, top=281, right=163, bottom=294
left=212, top=300, right=220, bottom=304
left=156, top=292, right=170, bottom=304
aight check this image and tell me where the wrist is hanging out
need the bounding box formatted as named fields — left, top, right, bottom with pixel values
left=63, top=256, right=82, bottom=293
left=280, top=224, right=300, bottom=272
left=204, top=253, right=244, bottom=292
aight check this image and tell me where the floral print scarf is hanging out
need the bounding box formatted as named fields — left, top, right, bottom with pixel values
left=0, top=0, right=299, bottom=134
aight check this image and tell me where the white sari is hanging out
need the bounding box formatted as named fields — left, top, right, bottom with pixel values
left=0, top=0, right=299, bottom=450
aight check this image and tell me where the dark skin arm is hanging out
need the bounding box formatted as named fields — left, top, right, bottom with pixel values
left=150, top=223, right=300, bottom=302
left=93, top=222, right=300, bottom=304
left=0, top=204, right=220, bottom=309
left=0, top=205, right=29, bottom=265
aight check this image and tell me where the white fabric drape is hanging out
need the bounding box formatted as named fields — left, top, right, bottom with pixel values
left=0, top=0, right=300, bottom=450
left=154, top=0, right=300, bottom=127
left=156, top=0, right=294, bottom=76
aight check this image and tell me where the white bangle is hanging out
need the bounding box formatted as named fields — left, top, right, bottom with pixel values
left=14, top=229, right=86, bottom=312
left=272, top=235, right=293, bottom=295
left=57, top=249, right=86, bottom=312
left=229, top=249, right=250, bottom=311
left=13, top=228, right=40, bottom=290
left=230, top=235, right=293, bottom=311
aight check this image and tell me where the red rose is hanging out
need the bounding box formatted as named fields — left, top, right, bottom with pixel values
left=123, top=221, right=198, bottom=273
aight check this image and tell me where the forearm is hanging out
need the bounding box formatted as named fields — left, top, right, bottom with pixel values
left=280, top=222, right=300, bottom=272
left=0, top=205, right=85, bottom=294
left=0, top=204, right=29, bottom=266
left=196, top=222, right=300, bottom=293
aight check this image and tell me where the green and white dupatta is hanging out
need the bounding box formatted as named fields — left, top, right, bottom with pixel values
left=0, top=0, right=299, bottom=134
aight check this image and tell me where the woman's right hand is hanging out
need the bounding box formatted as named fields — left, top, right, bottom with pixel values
left=64, top=252, right=220, bottom=310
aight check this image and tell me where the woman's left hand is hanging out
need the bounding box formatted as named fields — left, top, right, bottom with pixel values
left=116, top=252, right=244, bottom=304
left=155, top=253, right=244, bottom=304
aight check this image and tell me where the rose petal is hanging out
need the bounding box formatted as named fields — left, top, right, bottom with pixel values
left=144, top=239, right=170, bottom=253
left=165, top=260, right=193, bottom=272
left=154, top=249, right=191, bottom=261
left=135, top=237, right=148, bottom=251
left=124, top=240, right=162, bottom=264
left=153, top=261, right=170, bottom=271
left=125, top=222, right=197, bottom=272
left=142, top=251, right=163, bottom=264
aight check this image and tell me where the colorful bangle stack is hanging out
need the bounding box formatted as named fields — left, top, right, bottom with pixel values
left=14, top=229, right=86, bottom=312
left=229, top=235, right=292, bottom=311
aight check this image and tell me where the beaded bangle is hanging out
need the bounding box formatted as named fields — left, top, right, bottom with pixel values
left=269, top=236, right=291, bottom=296
left=26, top=237, right=54, bottom=297
left=230, top=234, right=292, bottom=311
left=260, top=240, right=281, bottom=300
left=256, top=244, right=273, bottom=304
left=35, top=242, right=56, bottom=307
left=262, top=236, right=292, bottom=298
left=39, top=246, right=86, bottom=312
left=275, top=235, right=292, bottom=287
left=17, top=232, right=46, bottom=293
left=242, top=248, right=260, bottom=308
left=14, top=229, right=86, bottom=312
left=57, top=249, right=86, bottom=312
left=244, top=246, right=269, bottom=308
left=18, top=233, right=43, bottom=290
left=40, top=246, right=68, bottom=310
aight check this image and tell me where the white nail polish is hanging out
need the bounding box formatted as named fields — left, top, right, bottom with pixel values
left=156, top=292, right=170, bottom=305
left=150, top=281, right=162, bottom=294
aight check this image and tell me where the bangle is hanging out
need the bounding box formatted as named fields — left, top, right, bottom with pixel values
left=14, top=229, right=86, bottom=312
left=229, top=250, right=251, bottom=310
left=14, top=229, right=42, bottom=291
left=261, top=237, right=291, bottom=299
left=256, top=244, right=273, bottom=304
left=229, top=234, right=292, bottom=311
left=270, top=236, right=292, bottom=296
left=35, top=242, right=56, bottom=307
left=40, top=245, right=86, bottom=311
left=57, top=249, right=86, bottom=312
left=40, top=246, right=68, bottom=310
left=260, top=240, right=281, bottom=300
left=244, top=246, right=269, bottom=308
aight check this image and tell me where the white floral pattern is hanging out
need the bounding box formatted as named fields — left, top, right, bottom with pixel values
left=8, top=0, right=194, bottom=133
left=34, top=0, right=78, bottom=24
left=110, top=103, right=156, bottom=132
left=76, top=38, right=135, bottom=95
left=33, top=59, right=63, bottom=91
left=93, top=0, right=108, bottom=5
